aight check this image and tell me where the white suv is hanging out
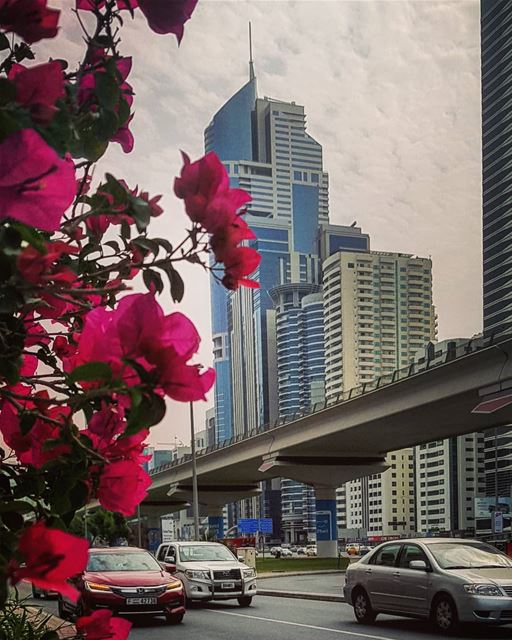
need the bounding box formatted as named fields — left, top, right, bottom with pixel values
left=155, top=541, right=257, bottom=607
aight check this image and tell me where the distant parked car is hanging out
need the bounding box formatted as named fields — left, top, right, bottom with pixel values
left=280, top=548, right=293, bottom=558
left=306, top=546, right=317, bottom=557
left=289, top=546, right=298, bottom=553
left=344, top=538, right=512, bottom=633
left=296, top=547, right=306, bottom=556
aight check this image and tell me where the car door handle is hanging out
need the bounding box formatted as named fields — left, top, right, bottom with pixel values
left=393, top=571, right=400, bottom=577
left=365, top=569, right=372, bottom=574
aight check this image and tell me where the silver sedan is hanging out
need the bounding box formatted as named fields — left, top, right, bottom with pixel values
left=343, top=538, right=512, bottom=633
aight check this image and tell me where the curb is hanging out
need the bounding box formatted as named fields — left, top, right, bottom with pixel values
left=258, top=589, right=346, bottom=603
left=257, top=570, right=346, bottom=579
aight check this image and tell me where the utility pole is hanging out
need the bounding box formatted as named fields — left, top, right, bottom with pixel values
left=137, top=503, right=142, bottom=547
left=190, top=401, right=200, bottom=540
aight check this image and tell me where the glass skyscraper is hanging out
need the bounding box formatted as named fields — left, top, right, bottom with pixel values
left=481, top=0, right=512, bottom=338
left=481, top=0, right=512, bottom=508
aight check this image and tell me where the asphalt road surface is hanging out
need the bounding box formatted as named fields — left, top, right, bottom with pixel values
left=27, top=593, right=512, bottom=640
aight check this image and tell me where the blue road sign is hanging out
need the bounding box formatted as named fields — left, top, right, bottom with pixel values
left=259, top=518, right=273, bottom=534
left=238, top=518, right=259, bottom=534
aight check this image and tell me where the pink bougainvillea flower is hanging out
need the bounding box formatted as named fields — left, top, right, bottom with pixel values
left=0, top=129, right=76, bottom=231
left=0, top=0, right=60, bottom=43
left=111, top=114, right=134, bottom=153
left=97, top=459, right=151, bottom=516
left=9, top=521, right=88, bottom=600
left=174, top=151, right=245, bottom=232
left=210, top=215, right=256, bottom=263
left=8, top=61, right=64, bottom=124
left=0, top=401, right=71, bottom=468
left=66, top=293, right=215, bottom=400
left=138, top=0, right=197, bottom=41
left=222, top=246, right=261, bottom=291
left=23, top=314, right=50, bottom=347
left=76, top=609, right=132, bottom=640
left=17, top=240, right=78, bottom=285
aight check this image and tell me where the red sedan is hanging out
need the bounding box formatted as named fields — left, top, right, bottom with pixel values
left=58, top=547, right=185, bottom=624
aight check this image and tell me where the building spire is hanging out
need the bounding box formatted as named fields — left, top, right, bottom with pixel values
left=249, top=21, right=255, bottom=81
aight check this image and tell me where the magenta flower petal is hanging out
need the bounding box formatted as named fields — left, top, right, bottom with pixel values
left=138, top=0, right=197, bottom=41
left=0, top=130, right=76, bottom=231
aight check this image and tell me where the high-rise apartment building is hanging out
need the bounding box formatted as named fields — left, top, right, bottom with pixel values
left=323, top=250, right=437, bottom=536
left=269, top=284, right=324, bottom=541
left=481, top=0, right=512, bottom=512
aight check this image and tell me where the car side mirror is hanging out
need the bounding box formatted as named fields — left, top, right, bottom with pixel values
left=409, top=560, right=428, bottom=571
left=162, top=561, right=177, bottom=574
left=238, top=556, right=244, bottom=562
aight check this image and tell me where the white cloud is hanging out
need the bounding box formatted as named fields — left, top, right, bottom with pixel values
left=41, top=0, right=481, bottom=443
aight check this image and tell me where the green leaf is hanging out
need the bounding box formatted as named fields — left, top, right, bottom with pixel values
left=160, top=263, right=185, bottom=302
left=105, top=173, right=129, bottom=203
left=0, top=33, right=10, bottom=51
left=95, top=71, right=120, bottom=110
left=126, top=394, right=166, bottom=434
left=130, top=198, right=151, bottom=232
left=155, top=237, right=174, bottom=254
left=132, top=236, right=160, bottom=255
left=0, top=78, right=15, bottom=105
left=143, top=268, right=163, bottom=294
left=0, top=110, right=22, bottom=143
left=12, top=222, right=47, bottom=253
left=96, top=108, right=119, bottom=140
left=118, top=96, right=131, bottom=127
left=69, top=361, right=112, bottom=383
left=0, top=500, right=34, bottom=514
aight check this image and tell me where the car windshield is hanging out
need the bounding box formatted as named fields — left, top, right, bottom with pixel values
left=178, top=545, right=236, bottom=562
left=87, top=551, right=161, bottom=572
left=428, top=542, right=512, bottom=570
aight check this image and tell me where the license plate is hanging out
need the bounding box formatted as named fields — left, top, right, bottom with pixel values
left=221, top=582, right=235, bottom=590
left=125, top=597, right=157, bottom=605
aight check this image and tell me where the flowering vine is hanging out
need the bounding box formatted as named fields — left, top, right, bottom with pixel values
left=0, top=0, right=260, bottom=637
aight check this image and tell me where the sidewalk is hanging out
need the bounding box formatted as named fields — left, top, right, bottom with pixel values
left=15, top=582, right=75, bottom=639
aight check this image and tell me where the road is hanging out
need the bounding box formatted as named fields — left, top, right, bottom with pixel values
left=27, top=593, right=512, bottom=640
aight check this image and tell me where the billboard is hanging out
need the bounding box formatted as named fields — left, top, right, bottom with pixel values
left=475, top=497, right=512, bottom=519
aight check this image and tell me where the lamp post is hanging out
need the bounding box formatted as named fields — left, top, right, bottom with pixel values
left=190, top=401, right=200, bottom=540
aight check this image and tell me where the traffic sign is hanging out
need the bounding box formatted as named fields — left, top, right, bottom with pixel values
left=239, top=518, right=259, bottom=534
left=238, top=518, right=273, bottom=534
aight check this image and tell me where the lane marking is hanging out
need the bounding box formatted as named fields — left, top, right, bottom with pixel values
left=207, top=608, right=402, bottom=640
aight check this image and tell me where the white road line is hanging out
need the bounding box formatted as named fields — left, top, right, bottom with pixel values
left=207, top=609, right=401, bottom=640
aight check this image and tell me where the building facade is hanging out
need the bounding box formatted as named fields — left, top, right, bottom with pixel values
left=480, top=0, right=512, bottom=517
left=322, top=250, right=437, bottom=536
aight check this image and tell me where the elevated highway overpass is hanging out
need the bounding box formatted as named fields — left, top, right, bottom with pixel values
left=145, top=334, right=512, bottom=554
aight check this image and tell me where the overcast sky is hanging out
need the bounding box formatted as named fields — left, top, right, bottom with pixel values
left=43, top=0, right=482, bottom=445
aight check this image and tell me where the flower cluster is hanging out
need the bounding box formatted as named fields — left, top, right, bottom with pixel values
left=0, top=0, right=260, bottom=635
left=175, top=151, right=261, bottom=289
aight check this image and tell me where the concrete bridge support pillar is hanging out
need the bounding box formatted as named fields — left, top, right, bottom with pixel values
left=315, top=487, right=338, bottom=558
left=207, top=506, right=224, bottom=540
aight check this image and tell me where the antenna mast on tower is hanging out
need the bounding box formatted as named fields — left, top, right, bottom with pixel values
left=249, top=21, right=255, bottom=80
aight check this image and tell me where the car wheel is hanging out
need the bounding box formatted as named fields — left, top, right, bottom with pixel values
left=237, top=596, right=252, bottom=607
left=32, top=585, right=42, bottom=599
left=166, top=613, right=184, bottom=625
left=431, top=595, right=459, bottom=634
left=353, top=589, right=377, bottom=624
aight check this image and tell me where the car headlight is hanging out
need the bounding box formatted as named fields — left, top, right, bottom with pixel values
left=464, top=584, right=504, bottom=597
left=243, top=568, right=256, bottom=579
left=84, top=581, right=111, bottom=592
left=165, top=581, right=182, bottom=591
left=185, top=570, right=210, bottom=580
